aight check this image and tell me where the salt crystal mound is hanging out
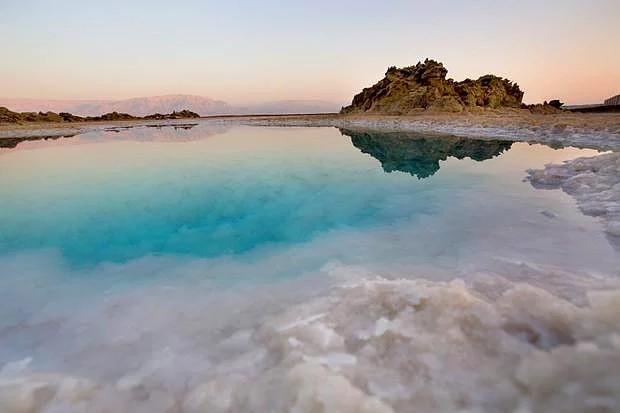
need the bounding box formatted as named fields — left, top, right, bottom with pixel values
left=2, top=277, right=620, bottom=413
left=527, top=152, right=620, bottom=245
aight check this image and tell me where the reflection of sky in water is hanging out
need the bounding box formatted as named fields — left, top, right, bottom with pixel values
left=0, top=125, right=609, bottom=269
left=1, top=125, right=619, bottom=379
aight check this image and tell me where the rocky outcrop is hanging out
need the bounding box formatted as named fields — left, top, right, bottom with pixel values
left=85, top=111, right=136, bottom=121
left=1, top=107, right=66, bottom=123
left=0, top=134, right=75, bottom=149
left=0, top=107, right=22, bottom=123
left=143, top=110, right=200, bottom=120
left=522, top=99, right=564, bottom=114
left=0, top=107, right=201, bottom=124
left=340, top=129, right=513, bottom=178
left=341, top=59, right=524, bottom=114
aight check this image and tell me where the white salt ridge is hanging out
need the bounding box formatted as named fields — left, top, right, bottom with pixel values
left=528, top=152, right=620, bottom=242
left=2, top=275, right=620, bottom=413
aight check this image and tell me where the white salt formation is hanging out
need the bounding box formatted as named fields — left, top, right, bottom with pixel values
left=2, top=276, right=620, bottom=413
left=528, top=152, right=620, bottom=242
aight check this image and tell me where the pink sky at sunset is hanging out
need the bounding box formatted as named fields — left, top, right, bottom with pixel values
left=1, top=0, right=619, bottom=105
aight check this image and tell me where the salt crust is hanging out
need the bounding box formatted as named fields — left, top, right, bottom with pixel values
left=2, top=276, right=619, bottom=413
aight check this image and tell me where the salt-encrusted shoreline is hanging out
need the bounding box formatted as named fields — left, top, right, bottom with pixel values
left=0, top=118, right=209, bottom=139
left=2, top=272, right=619, bottom=413
left=527, top=152, right=620, bottom=247
left=2, top=112, right=620, bottom=151
left=240, top=112, right=620, bottom=151
left=249, top=114, right=620, bottom=247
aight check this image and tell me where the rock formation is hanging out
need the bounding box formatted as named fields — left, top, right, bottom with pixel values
left=341, top=59, right=524, bottom=114
left=0, top=134, right=75, bottom=149
left=1, top=107, right=66, bottom=123
left=142, top=110, right=201, bottom=120
left=521, top=99, right=564, bottom=114
left=0, top=107, right=22, bottom=123
left=340, top=128, right=513, bottom=178
left=0, top=107, right=200, bottom=124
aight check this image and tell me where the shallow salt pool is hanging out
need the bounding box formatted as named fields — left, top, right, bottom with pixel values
left=0, top=124, right=619, bottom=412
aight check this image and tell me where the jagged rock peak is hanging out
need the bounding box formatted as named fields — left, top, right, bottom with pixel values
left=341, top=59, right=524, bottom=114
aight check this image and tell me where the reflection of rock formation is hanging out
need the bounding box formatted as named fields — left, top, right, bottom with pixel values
left=96, top=123, right=228, bottom=143
left=0, top=134, right=75, bottom=149
left=104, top=123, right=198, bottom=133
left=0, top=123, right=229, bottom=151
left=340, top=128, right=513, bottom=178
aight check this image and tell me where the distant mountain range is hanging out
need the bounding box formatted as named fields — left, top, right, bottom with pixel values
left=0, top=95, right=341, bottom=116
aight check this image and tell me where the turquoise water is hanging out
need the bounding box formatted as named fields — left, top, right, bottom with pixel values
left=0, top=124, right=619, bottom=389
left=0, top=127, right=511, bottom=266
left=1, top=124, right=617, bottom=279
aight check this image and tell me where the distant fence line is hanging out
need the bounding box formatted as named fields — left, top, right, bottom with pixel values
left=604, top=95, right=620, bottom=106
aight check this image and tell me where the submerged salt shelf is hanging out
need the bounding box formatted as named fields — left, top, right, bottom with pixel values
left=0, top=125, right=619, bottom=412
left=528, top=152, right=620, bottom=247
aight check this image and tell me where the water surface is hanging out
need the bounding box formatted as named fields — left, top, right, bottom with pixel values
left=0, top=124, right=618, bottom=411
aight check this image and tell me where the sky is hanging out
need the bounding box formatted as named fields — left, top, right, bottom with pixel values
left=1, top=0, right=619, bottom=105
